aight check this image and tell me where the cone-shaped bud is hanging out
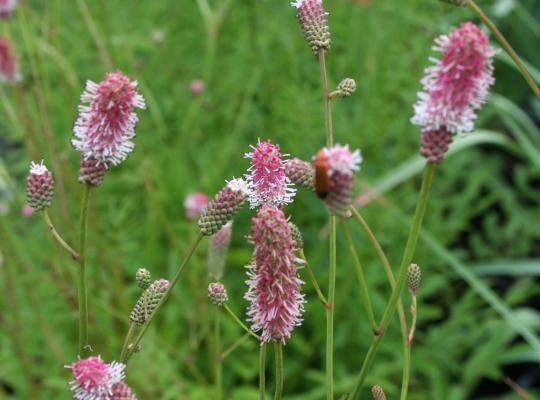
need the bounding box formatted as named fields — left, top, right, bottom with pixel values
left=129, top=279, right=170, bottom=326
left=208, top=282, right=228, bottom=306
left=78, top=156, right=108, bottom=186
left=198, top=178, right=249, bottom=236
left=66, top=356, right=125, bottom=400
left=317, top=145, right=362, bottom=218
left=208, top=222, right=232, bottom=280
left=288, top=221, right=304, bottom=251
left=371, top=385, right=387, bottom=400
left=135, top=268, right=151, bottom=289
left=440, top=0, right=466, bottom=5
left=111, top=382, right=138, bottom=400
left=407, top=263, right=422, bottom=296
left=420, top=128, right=453, bottom=164
left=292, top=0, right=331, bottom=54
left=26, top=161, right=54, bottom=212
left=285, top=158, right=314, bottom=190
left=332, top=78, right=357, bottom=98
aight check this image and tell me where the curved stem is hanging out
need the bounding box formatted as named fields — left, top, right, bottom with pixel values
left=318, top=50, right=333, bottom=148
left=348, top=207, right=410, bottom=396
left=123, top=234, right=204, bottom=364
left=119, top=323, right=136, bottom=362
left=299, top=249, right=329, bottom=308
left=220, top=333, right=250, bottom=362
left=348, top=163, right=435, bottom=399
left=465, top=0, right=540, bottom=101
left=274, top=343, right=284, bottom=400
left=340, top=219, right=377, bottom=333
left=215, top=307, right=222, bottom=400
left=78, top=184, right=92, bottom=356
left=223, top=304, right=260, bottom=341
left=260, top=344, right=267, bottom=400
left=42, top=211, right=79, bottom=261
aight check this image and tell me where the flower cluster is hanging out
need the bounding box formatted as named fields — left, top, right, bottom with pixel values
left=66, top=356, right=127, bottom=400
left=245, top=205, right=305, bottom=344
left=292, top=0, right=331, bottom=54
left=72, top=72, right=146, bottom=167
left=26, top=161, right=54, bottom=212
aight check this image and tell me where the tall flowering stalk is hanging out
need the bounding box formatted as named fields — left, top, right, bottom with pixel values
left=246, top=204, right=305, bottom=398
left=348, top=22, right=496, bottom=399
left=72, top=71, right=146, bottom=356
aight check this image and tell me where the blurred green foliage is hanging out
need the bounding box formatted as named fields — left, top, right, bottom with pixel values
left=0, top=0, right=540, bottom=399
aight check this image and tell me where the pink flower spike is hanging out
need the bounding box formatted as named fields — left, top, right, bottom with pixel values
left=0, top=0, right=16, bottom=19
left=66, top=356, right=125, bottom=400
left=412, top=22, right=497, bottom=135
left=245, top=140, right=296, bottom=208
left=245, top=205, right=305, bottom=344
left=322, top=144, right=362, bottom=176
left=184, top=192, right=209, bottom=220
left=72, top=71, right=146, bottom=166
left=0, top=37, right=20, bottom=82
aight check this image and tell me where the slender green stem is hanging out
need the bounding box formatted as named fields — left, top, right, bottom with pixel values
left=223, top=304, right=260, bottom=341
left=349, top=206, right=410, bottom=397
left=340, top=219, right=377, bottom=333
left=215, top=307, right=222, bottom=400
left=274, top=343, right=284, bottom=400
left=76, top=0, right=113, bottom=70
left=42, top=211, right=79, bottom=261
left=401, top=344, right=412, bottom=400
left=78, top=184, right=92, bottom=356
left=260, top=344, right=267, bottom=400
left=348, top=163, right=435, bottom=399
left=318, top=47, right=336, bottom=400
left=465, top=0, right=540, bottom=101
left=119, top=323, right=136, bottom=362
left=408, top=296, right=418, bottom=345
left=299, top=249, right=329, bottom=309
left=123, top=234, right=203, bottom=364
left=220, top=333, right=250, bottom=362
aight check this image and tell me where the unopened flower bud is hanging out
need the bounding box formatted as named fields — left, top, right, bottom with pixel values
left=129, top=279, right=169, bottom=325
left=198, top=178, right=248, bottom=236
left=135, top=268, right=151, bottom=289
left=371, top=385, right=387, bottom=400
left=111, top=382, right=138, bottom=400
left=288, top=221, right=304, bottom=250
left=78, top=156, right=108, bottom=186
left=419, top=128, right=453, bottom=164
left=208, top=282, right=228, bottom=306
left=26, top=161, right=54, bottom=212
left=292, top=0, right=331, bottom=54
left=331, top=78, right=356, bottom=98
left=285, top=158, right=314, bottom=190
left=407, top=263, right=422, bottom=296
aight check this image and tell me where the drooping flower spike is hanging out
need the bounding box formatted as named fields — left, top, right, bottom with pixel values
left=245, top=140, right=296, bottom=209
left=245, top=204, right=305, bottom=344
left=66, top=356, right=125, bottom=400
left=26, top=161, right=54, bottom=212
left=72, top=71, right=146, bottom=167
left=412, top=22, right=496, bottom=162
left=0, top=37, right=20, bottom=82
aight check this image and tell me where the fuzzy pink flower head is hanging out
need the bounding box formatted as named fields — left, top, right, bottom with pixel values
left=184, top=192, right=209, bottom=220
left=245, top=205, right=305, bottom=344
left=245, top=140, right=296, bottom=208
left=412, top=22, right=497, bottom=135
left=322, top=144, right=362, bottom=176
left=0, top=0, right=16, bottom=19
left=0, top=37, right=20, bottom=82
left=189, top=79, right=205, bottom=95
left=72, top=71, right=146, bottom=166
left=66, top=356, right=125, bottom=400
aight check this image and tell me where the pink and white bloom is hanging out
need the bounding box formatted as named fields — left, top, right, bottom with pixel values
left=245, top=205, right=305, bottom=344
left=411, top=22, right=496, bottom=135
left=244, top=140, right=296, bottom=208
left=322, top=144, right=362, bottom=176
left=184, top=192, right=209, bottom=220
left=0, top=37, right=20, bottom=82
left=66, top=356, right=125, bottom=400
left=0, top=0, right=16, bottom=19
left=72, top=72, right=146, bottom=166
